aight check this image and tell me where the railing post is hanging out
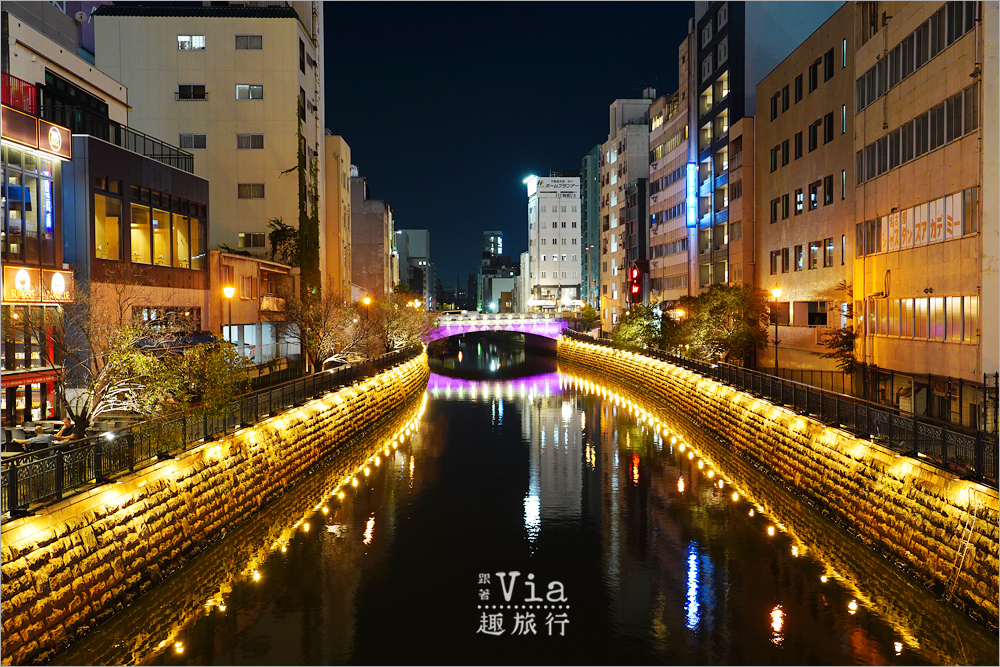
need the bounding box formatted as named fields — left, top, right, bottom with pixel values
left=912, top=410, right=920, bottom=457
left=54, top=450, right=64, bottom=500
left=974, top=429, right=983, bottom=480
left=94, top=437, right=105, bottom=483
left=5, top=463, right=18, bottom=514
left=940, top=424, right=948, bottom=467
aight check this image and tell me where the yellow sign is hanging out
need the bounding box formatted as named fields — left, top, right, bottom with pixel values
left=2, top=266, right=74, bottom=303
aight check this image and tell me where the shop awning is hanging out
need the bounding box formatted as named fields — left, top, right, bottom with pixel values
left=1, top=370, right=58, bottom=389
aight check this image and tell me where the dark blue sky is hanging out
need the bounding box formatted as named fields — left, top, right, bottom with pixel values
left=324, top=1, right=694, bottom=288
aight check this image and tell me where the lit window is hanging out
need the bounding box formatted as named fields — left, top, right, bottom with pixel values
left=177, top=35, right=205, bottom=51
left=236, top=84, right=264, bottom=100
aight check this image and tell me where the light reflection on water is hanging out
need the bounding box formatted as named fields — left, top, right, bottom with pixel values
left=51, top=359, right=998, bottom=666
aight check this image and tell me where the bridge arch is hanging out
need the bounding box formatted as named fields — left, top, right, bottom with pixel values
left=427, top=313, right=566, bottom=342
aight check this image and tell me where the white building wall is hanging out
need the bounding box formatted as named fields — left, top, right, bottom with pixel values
left=525, top=176, right=582, bottom=310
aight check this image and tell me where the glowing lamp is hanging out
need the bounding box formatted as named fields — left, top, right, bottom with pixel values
left=223, top=286, right=236, bottom=299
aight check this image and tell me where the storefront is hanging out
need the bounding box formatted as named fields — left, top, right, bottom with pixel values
left=2, top=76, right=74, bottom=425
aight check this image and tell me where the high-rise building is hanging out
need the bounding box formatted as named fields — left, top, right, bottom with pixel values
left=851, top=0, right=996, bottom=425
left=525, top=175, right=582, bottom=312
left=94, top=2, right=326, bottom=293
left=600, top=93, right=654, bottom=329
left=649, top=31, right=696, bottom=307
left=323, top=134, right=352, bottom=300
left=580, top=146, right=602, bottom=310
left=755, top=3, right=855, bottom=370
left=396, top=229, right=434, bottom=309
left=350, top=167, right=394, bottom=297
left=693, top=1, right=841, bottom=291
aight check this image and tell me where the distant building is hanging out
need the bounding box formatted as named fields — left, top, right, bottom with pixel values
left=94, top=2, right=326, bottom=293
left=600, top=92, right=655, bottom=330
left=755, top=3, right=855, bottom=371
left=478, top=231, right=515, bottom=312
left=350, top=166, right=395, bottom=297
left=525, top=174, right=582, bottom=312
left=579, top=146, right=602, bottom=310
left=396, top=229, right=434, bottom=309
left=323, top=134, right=352, bottom=300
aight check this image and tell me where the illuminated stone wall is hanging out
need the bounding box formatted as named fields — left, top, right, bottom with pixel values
left=0, top=353, right=429, bottom=665
left=558, top=338, right=999, bottom=628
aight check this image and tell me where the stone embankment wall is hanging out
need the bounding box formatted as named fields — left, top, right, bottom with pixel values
left=558, top=338, right=999, bottom=628
left=0, top=353, right=429, bottom=665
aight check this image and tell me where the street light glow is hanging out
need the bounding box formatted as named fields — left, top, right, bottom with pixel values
left=223, top=286, right=235, bottom=299
left=362, top=296, right=372, bottom=305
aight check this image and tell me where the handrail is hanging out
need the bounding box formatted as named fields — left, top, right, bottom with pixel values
left=1, top=346, right=422, bottom=518
left=560, top=329, right=997, bottom=487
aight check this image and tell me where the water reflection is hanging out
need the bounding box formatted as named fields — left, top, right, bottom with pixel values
left=51, top=356, right=998, bottom=666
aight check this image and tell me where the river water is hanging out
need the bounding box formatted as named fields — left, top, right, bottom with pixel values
left=52, top=345, right=997, bottom=665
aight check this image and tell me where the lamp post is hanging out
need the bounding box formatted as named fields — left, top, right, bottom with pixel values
left=223, top=285, right=235, bottom=343
left=771, top=286, right=782, bottom=374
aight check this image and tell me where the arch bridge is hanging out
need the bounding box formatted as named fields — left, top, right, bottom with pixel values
left=427, top=313, right=566, bottom=342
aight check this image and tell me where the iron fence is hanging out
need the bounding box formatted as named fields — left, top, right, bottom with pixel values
left=561, top=330, right=997, bottom=486
left=1, top=346, right=421, bottom=517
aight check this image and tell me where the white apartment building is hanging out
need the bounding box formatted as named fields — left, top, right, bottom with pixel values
left=94, top=2, right=325, bottom=277
left=525, top=175, right=582, bottom=311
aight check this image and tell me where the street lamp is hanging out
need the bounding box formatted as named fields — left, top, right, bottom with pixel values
left=223, top=285, right=235, bottom=343
left=771, top=287, right=782, bottom=374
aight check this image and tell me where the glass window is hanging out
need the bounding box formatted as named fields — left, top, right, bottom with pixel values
left=929, top=297, right=944, bottom=339
left=191, top=218, right=205, bottom=270
left=963, top=296, right=978, bottom=343
left=794, top=245, right=803, bottom=270
left=177, top=35, right=205, bottom=50
left=130, top=203, right=151, bottom=264
left=235, top=35, right=263, bottom=50
left=914, top=298, right=928, bottom=338
left=152, top=209, right=171, bottom=266
left=887, top=300, right=900, bottom=337
left=172, top=214, right=190, bottom=268
left=236, top=84, right=264, bottom=100
left=95, top=193, right=122, bottom=260
left=824, top=238, right=835, bottom=267
left=963, top=187, right=979, bottom=234
left=6, top=172, right=25, bottom=259
left=808, top=242, right=819, bottom=269
left=900, top=299, right=914, bottom=337
left=946, top=296, right=962, bottom=341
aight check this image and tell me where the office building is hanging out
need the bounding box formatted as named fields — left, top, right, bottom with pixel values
left=350, top=166, right=395, bottom=298
left=580, top=146, right=601, bottom=310
left=323, top=134, right=352, bottom=300
left=525, top=175, right=582, bottom=312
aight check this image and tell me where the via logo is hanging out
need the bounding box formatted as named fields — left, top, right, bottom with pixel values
left=494, top=571, right=567, bottom=603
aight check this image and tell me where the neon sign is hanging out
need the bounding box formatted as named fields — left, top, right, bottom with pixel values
left=686, top=162, right=697, bottom=228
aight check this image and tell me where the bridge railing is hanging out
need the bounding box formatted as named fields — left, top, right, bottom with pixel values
left=560, top=328, right=997, bottom=487
left=1, top=345, right=423, bottom=518
left=435, top=312, right=560, bottom=324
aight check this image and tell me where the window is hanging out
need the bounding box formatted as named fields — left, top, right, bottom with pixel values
left=841, top=169, right=846, bottom=200
left=808, top=241, right=820, bottom=269
left=242, top=275, right=257, bottom=300
left=770, top=145, right=779, bottom=171
left=179, top=133, right=207, bottom=150
left=177, top=84, right=206, bottom=100
left=152, top=208, right=170, bottom=266
left=770, top=94, right=779, bottom=121
left=823, top=175, right=834, bottom=205
left=701, top=22, right=713, bottom=47
left=718, top=3, right=728, bottom=28
left=173, top=214, right=190, bottom=268
left=824, top=49, right=834, bottom=81
left=299, top=38, right=306, bottom=73
left=794, top=131, right=803, bottom=159
left=781, top=139, right=789, bottom=166
left=718, top=37, right=729, bottom=65
left=824, top=112, right=834, bottom=143
left=236, top=84, right=264, bottom=100
left=239, top=232, right=266, bottom=248
left=770, top=198, right=780, bottom=224
left=130, top=204, right=151, bottom=264
left=237, top=183, right=265, bottom=199
left=964, top=295, right=979, bottom=343
left=808, top=121, right=819, bottom=151
left=795, top=188, right=803, bottom=215
left=782, top=193, right=790, bottom=219
left=701, top=54, right=714, bottom=82
left=808, top=182, right=819, bottom=210
left=808, top=59, right=820, bottom=91
left=929, top=297, right=945, bottom=339
left=915, top=298, right=928, bottom=338
left=769, top=250, right=779, bottom=275
left=823, top=238, right=834, bottom=267
left=235, top=35, right=263, bottom=50
left=237, top=134, right=264, bottom=150
left=781, top=85, right=790, bottom=112
left=794, top=245, right=803, bottom=270
left=842, top=38, right=847, bottom=68
left=190, top=217, right=205, bottom=270
left=177, top=35, right=205, bottom=51
left=841, top=234, right=846, bottom=265
left=963, top=187, right=979, bottom=234
left=841, top=104, right=847, bottom=134
left=94, top=193, right=121, bottom=260
left=299, top=87, right=306, bottom=119
left=781, top=247, right=790, bottom=273
left=794, top=74, right=803, bottom=102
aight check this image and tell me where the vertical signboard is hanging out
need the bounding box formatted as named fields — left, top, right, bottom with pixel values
left=686, top=162, right=697, bottom=228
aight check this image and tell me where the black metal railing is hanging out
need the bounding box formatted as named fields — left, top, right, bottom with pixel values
left=1, top=346, right=421, bottom=517
left=561, top=329, right=997, bottom=486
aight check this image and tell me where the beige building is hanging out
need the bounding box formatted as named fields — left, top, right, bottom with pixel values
left=851, top=1, right=996, bottom=423
left=94, top=2, right=326, bottom=279
left=726, top=118, right=755, bottom=288
left=600, top=93, right=654, bottom=331
left=323, top=134, right=352, bottom=301
left=755, top=3, right=855, bottom=370
left=350, top=168, right=395, bottom=298
left=648, top=34, right=695, bottom=307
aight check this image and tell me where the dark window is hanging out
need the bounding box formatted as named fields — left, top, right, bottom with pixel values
left=782, top=193, right=790, bottom=219
left=945, top=91, right=963, bottom=142
left=901, top=120, right=914, bottom=163
left=794, top=74, right=803, bottom=102
left=823, top=112, right=834, bottom=143
left=770, top=94, right=779, bottom=120
left=239, top=232, right=266, bottom=248
left=808, top=121, right=819, bottom=151
left=808, top=59, right=819, bottom=91
left=179, top=133, right=207, bottom=149
left=178, top=84, right=207, bottom=100
left=915, top=111, right=929, bottom=156
left=823, top=49, right=834, bottom=81
left=808, top=181, right=819, bottom=210
left=237, top=183, right=265, bottom=199
left=929, top=101, right=945, bottom=150
left=794, top=131, right=803, bottom=159
left=299, top=38, right=306, bottom=73
left=300, top=87, right=306, bottom=120
left=781, top=247, right=790, bottom=273
left=770, top=146, right=779, bottom=172
left=823, top=175, right=834, bottom=205
left=235, top=35, right=263, bottom=50
left=781, top=139, right=789, bottom=166
left=770, top=198, right=780, bottom=224
left=770, top=250, right=779, bottom=275
left=782, top=85, right=790, bottom=111
left=889, top=128, right=901, bottom=169
left=964, top=82, right=979, bottom=133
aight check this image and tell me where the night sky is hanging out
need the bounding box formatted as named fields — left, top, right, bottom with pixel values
left=324, top=1, right=695, bottom=289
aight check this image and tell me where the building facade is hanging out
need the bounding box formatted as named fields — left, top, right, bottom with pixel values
left=323, top=134, right=351, bottom=300
left=600, top=94, right=654, bottom=330
left=851, top=0, right=996, bottom=425
left=350, top=168, right=394, bottom=298
left=94, top=2, right=326, bottom=285
left=755, top=3, right=856, bottom=370
left=396, top=229, right=434, bottom=309
left=579, top=145, right=601, bottom=310
left=525, top=175, right=582, bottom=311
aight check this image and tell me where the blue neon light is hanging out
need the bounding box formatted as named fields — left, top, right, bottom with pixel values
left=686, top=162, right=697, bottom=228
left=42, top=179, right=54, bottom=232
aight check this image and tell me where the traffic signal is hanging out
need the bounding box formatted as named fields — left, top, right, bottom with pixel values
left=628, top=264, right=642, bottom=303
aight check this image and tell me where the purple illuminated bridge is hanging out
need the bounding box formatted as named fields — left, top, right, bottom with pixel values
left=427, top=313, right=566, bottom=342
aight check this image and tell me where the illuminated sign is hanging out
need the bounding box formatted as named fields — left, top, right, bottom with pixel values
left=38, top=120, right=72, bottom=159
left=42, top=179, right=54, bottom=232
left=686, top=162, right=697, bottom=228
left=42, top=270, right=74, bottom=302
left=1, top=105, right=38, bottom=149
left=2, top=267, right=74, bottom=303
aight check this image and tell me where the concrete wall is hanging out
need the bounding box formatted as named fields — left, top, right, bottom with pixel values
left=0, top=352, right=429, bottom=665
left=557, top=337, right=999, bottom=627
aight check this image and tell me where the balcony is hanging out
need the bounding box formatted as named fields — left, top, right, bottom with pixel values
left=260, top=295, right=286, bottom=312
left=2, top=72, right=37, bottom=115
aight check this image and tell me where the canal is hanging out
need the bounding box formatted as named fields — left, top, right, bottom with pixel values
left=53, top=343, right=997, bottom=665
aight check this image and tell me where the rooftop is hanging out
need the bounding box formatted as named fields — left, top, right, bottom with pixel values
left=93, top=3, right=299, bottom=20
